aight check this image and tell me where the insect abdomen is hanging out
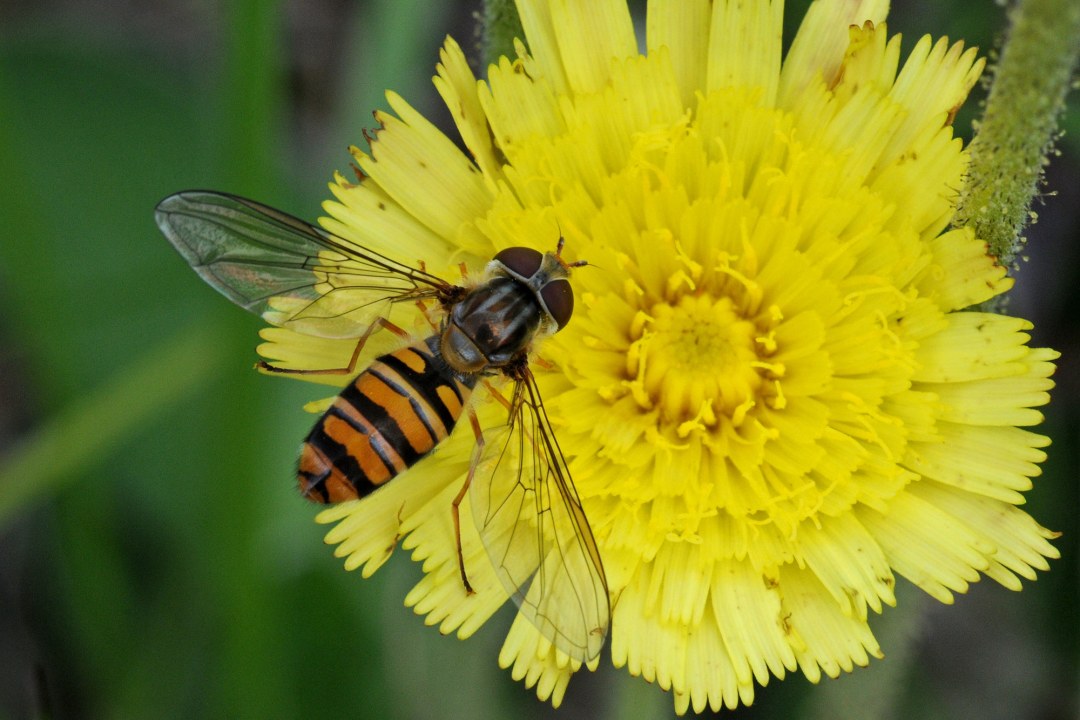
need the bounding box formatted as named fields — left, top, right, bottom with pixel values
left=298, top=337, right=476, bottom=503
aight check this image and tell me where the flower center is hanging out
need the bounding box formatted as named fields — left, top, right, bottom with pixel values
left=628, top=294, right=768, bottom=428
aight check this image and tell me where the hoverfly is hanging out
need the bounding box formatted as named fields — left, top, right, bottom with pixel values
left=155, top=191, right=609, bottom=661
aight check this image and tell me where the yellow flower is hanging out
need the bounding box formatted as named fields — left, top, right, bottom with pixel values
left=261, top=0, right=1061, bottom=713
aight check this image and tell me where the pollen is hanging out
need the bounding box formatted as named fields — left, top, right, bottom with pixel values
left=631, top=294, right=763, bottom=424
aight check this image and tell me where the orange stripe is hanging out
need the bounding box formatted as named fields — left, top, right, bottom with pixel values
left=323, top=403, right=400, bottom=480
left=436, top=383, right=465, bottom=418
left=397, top=346, right=429, bottom=374
left=352, top=372, right=435, bottom=459
left=373, top=362, right=450, bottom=441
left=331, top=390, right=408, bottom=475
left=298, top=443, right=361, bottom=503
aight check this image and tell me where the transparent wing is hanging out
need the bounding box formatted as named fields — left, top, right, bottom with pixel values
left=470, top=370, right=610, bottom=661
left=155, top=191, right=454, bottom=338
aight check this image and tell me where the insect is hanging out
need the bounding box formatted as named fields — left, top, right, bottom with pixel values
left=155, top=190, right=609, bottom=661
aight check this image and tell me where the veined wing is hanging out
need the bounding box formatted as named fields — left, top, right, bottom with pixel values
left=155, top=191, right=454, bottom=338
left=470, top=370, right=609, bottom=661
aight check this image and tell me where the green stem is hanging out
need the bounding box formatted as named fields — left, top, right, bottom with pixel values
left=480, top=0, right=525, bottom=69
left=0, top=325, right=226, bottom=526
left=208, top=1, right=291, bottom=718
left=954, top=0, right=1080, bottom=276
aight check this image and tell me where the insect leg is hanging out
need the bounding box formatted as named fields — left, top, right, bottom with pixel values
left=530, top=355, right=554, bottom=371
left=257, top=318, right=411, bottom=376
left=450, top=409, right=485, bottom=595
left=414, top=298, right=442, bottom=333
left=481, top=379, right=514, bottom=413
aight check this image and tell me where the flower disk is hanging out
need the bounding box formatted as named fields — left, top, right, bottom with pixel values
left=275, top=0, right=1062, bottom=714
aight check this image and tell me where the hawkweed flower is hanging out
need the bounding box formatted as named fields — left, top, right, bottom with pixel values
left=261, top=0, right=1061, bottom=713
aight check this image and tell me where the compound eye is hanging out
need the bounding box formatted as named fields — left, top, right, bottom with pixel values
left=494, top=246, right=543, bottom=280
left=540, top=278, right=574, bottom=330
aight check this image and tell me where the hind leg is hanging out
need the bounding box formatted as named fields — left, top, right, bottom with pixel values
left=258, top=318, right=411, bottom=377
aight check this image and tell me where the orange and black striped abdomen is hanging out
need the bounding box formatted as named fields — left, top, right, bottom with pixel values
left=298, top=336, right=477, bottom=503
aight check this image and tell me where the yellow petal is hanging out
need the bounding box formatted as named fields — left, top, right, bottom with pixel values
left=705, top=0, right=784, bottom=105
left=778, top=0, right=890, bottom=106
left=646, top=0, right=711, bottom=108
left=357, top=92, right=493, bottom=256
left=549, top=0, right=637, bottom=95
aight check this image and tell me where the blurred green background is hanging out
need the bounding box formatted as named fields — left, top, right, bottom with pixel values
left=0, top=1, right=1075, bottom=718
